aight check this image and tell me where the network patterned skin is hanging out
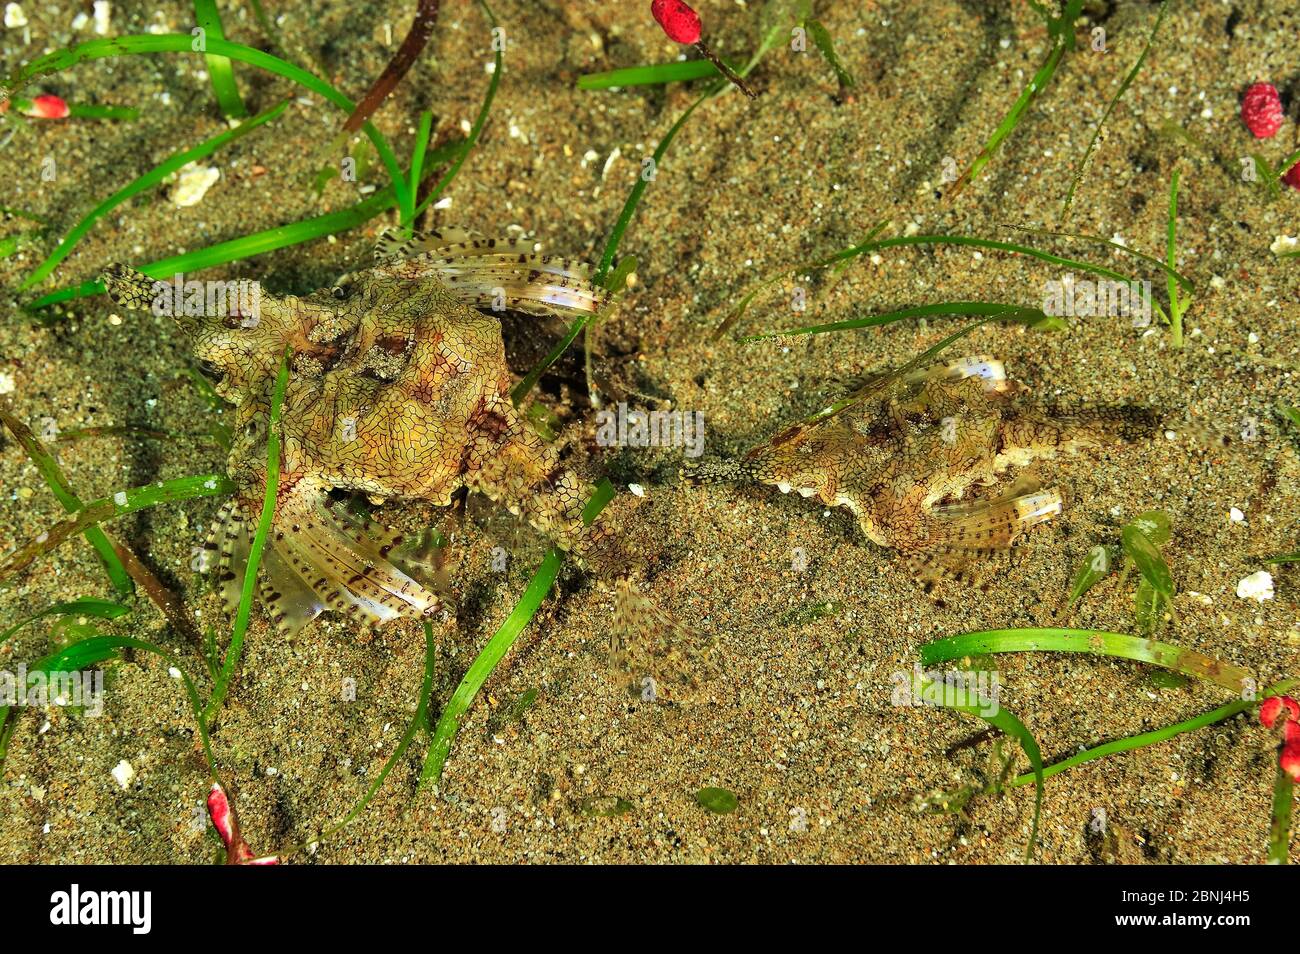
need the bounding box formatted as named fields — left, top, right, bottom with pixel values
left=102, top=236, right=625, bottom=635
left=687, top=356, right=1156, bottom=578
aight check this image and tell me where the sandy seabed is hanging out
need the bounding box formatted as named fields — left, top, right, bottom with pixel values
left=0, top=0, right=1298, bottom=863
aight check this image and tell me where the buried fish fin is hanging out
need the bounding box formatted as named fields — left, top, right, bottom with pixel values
left=608, top=577, right=717, bottom=701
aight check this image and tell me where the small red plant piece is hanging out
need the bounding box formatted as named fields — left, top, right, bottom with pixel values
left=1241, top=82, right=1284, bottom=139
left=25, top=94, right=69, bottom=120
left=1282, top=723, right=1300, bottom=782
left=1261, top=695, right=1300, bottom=782
left=1282, top=160, right=1300, bottom=192
left=207, top=782, right=279, bottom=865
left=651, top=0, right=757, bottom=99
left=1261, top=695, right=1300, bottom=728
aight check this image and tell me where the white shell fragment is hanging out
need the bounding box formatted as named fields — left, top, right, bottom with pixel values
left=1235, top=571, right=1274, bottom=602
left=111, top=759, right=135, bottom=789
left=4, top=3, right=27, bottom=28
left=171, top=163, right=220, bottom=207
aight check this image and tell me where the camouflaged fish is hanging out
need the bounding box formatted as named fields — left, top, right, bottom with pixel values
left=684, top=353, right=1158, bottom=583
left=102, top=229, right=676, bottom=657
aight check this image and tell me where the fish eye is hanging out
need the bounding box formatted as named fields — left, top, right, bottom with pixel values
left=331, top=284, right=349, bottom=300
left=197, top=359, right=225, bottom=382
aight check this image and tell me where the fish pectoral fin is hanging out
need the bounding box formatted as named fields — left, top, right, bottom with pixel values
left=926, top=484, right=1063, bottom=551
left=259, top=543, right=327, bottom=638
left=204, top=493, right=444, bottom=635
left=206, top=500, right=252, bottom=617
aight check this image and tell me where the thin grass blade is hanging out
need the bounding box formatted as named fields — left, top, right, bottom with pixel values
left=419, top=479, right=615, bottom=789
left=921, top=627, right=1251, bottom=692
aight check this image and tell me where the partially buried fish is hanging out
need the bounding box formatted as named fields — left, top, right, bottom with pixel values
left=684, top=352, right=1160, bottom=584
left=103, top=229, right=685, bottom=677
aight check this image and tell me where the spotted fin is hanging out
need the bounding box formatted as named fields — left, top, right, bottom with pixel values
left=377, top=228, right=608, bottom=318
left=205, top=500, right=252, bottom=616
left=927, top=483, right=1063, bottom=551
left=258, top=544, right=327, bottom=637
left=201, top=494, right=440, bottom=637
left=373, top=226, right=479, bottom=263
left=270, top=497, right=441, bottom=629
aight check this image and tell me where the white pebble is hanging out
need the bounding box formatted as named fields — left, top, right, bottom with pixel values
left=1271, top=235, right=1299, bottom=256
left=171, top=163, right=220, bottom=207
left=92, top=0, right=110, bottom=34
left=1236, top=571, right=1274, bottom=602
left=628, top=483, right=644, bottom=497
left=113, top=491, right=128, bottom=507
left=0, top=371, right=14, bottom=395
left=111, top=759, right=135, bottom=789
left=1229, top=507, right=1245, bottom=522
left=4, top=3, right=27, bottom=28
